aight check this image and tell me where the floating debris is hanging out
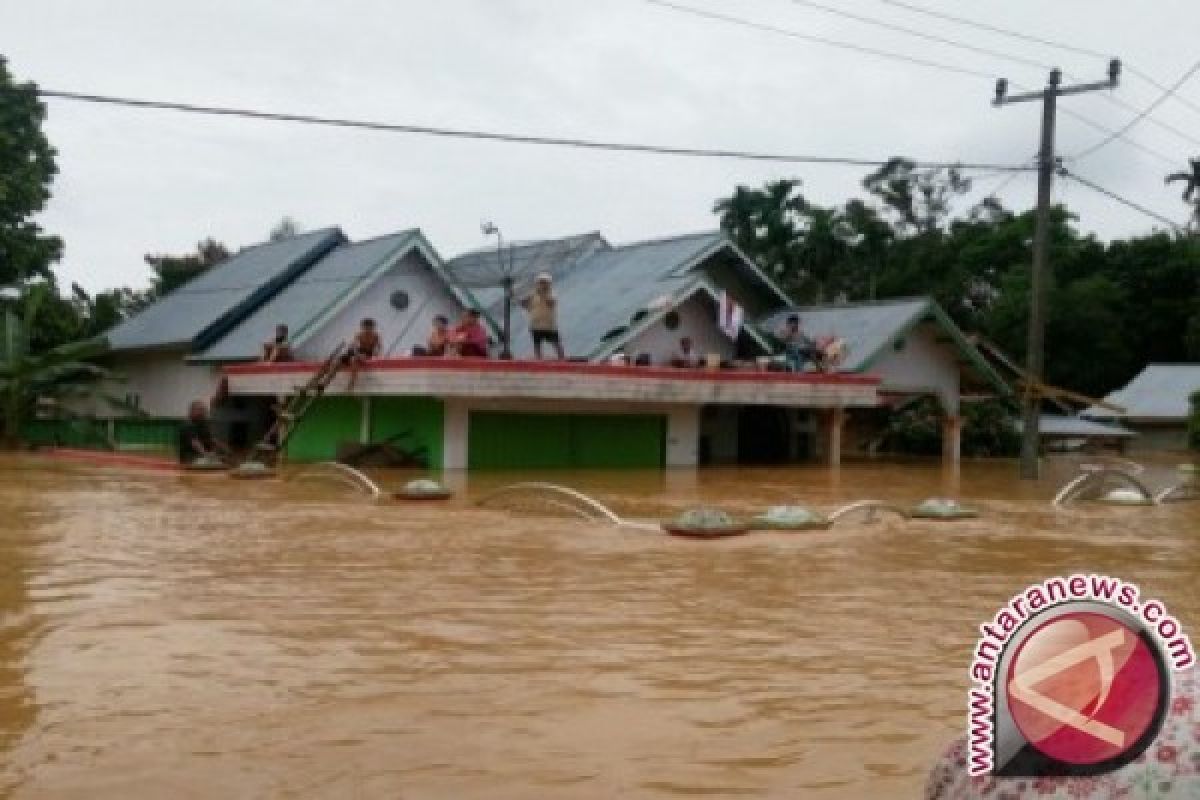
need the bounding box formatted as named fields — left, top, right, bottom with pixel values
left=662, top=507, right=750, bottom=539
left=184, top=455, right=229, bottom=472
left=394, top=478, right=454, bottom=501
left=1100, top=488, right=1153, bottom=507
left=230, top=461, right=276, bottom=480
left=910, top=497, right=979, bottom=520
left=751, top=505, right=831, bottom=531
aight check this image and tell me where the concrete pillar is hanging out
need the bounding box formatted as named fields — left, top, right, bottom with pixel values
left=819, top=407, right=847, bottom=467
left=360, top=396, right=372, bottom=444
left=942, top=414, right=962, bottom=467
left=442, top=399, right=469, bottom=471
left=664, top=406, right=700, bottom=467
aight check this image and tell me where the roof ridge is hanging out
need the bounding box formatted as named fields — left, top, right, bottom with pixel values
left=339, top=228, right=420, bottom=249
left=233, top=226, right=343, bottom=254
left=610, top=229, right=723, bottom=250
left=451, top=231, right=604, bottom=260
left=784, top=295, right=933, bottom=312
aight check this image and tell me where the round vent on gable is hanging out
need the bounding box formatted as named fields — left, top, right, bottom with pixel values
left=664, top=310, right=681, bottom=330
left=390, top=290, right=410, bottom=311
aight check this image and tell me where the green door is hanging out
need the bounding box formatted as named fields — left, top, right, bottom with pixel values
left=468, top=411, right=665, bottom=470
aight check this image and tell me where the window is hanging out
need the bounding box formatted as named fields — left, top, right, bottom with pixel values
left=664, top=310, right=681, bottom=330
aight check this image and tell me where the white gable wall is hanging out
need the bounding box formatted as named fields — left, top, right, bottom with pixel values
left=624, top=293, right=736, bottom=365
left=296, top=251, right=466, bottom=361
left=868, top=323, right=962, bottom=414
left=95, top=350, right=222, bottom=418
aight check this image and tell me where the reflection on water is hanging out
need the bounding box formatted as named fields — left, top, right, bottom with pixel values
left=0, top=454, right=1195, bottom=798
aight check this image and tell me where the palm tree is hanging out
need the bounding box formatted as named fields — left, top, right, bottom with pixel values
left=1166, top=158, right=1200, bottom=231
left=1, top=285, right=113, bottom=447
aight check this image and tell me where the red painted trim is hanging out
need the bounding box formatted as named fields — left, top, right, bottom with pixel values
left=38, top=448, right=181, bottom=472
left=226, top=357, right=880, bottom=386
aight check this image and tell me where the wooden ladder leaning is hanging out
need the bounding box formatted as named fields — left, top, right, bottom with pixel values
left=248, top=344, right=346, bottom=463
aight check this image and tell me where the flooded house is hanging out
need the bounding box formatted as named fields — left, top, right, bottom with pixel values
left=1084, top=363, right=1200, bottom=451
left=79, top=226, right=1009, bottom=469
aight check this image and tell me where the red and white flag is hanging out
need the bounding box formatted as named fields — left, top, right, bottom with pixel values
left=717, top=291, right=744, bottom=341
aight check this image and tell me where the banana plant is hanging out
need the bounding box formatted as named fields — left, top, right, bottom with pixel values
left=0, top=284, right=114, bottom=447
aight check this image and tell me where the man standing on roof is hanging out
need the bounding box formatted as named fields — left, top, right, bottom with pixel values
left=521, top=273, right=566, bottom=360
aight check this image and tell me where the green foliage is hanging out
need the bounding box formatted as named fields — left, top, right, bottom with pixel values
left=142, top=238, right=230, bottom=301
left=715, top=166, right=1200, bottom=401
left=0, top=57, right=62, bottom=286
left=0, top=285, right=113, bottom=446
left=881, top=396, right=1019, bottom=457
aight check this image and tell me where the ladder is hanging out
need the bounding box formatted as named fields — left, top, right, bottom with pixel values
left=248, top=344, right=346, bottom=462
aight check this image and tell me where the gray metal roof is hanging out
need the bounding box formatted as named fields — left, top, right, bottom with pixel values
left=447, top=232, right=608, bottom=313
left=493, top=231, right=728, bottom=359
left=759, top=297, right=931, bottom=372
left=1085, top=364, right=1200, bottom=421
left=105, top=228, right=346, bottom=353
left=192, top=230, right=421, bottom=362
left=1016, top=414, right=1137, bottom=438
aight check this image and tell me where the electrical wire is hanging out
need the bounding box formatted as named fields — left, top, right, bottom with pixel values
left=1072, top=57, right=1200, bottom=161
left=30, top=88, right=1033, bottom=172
left=875, top=0, right=1200, bottom=120
left=1059, top=168, right=1187, bottom=231
left=785, top=0, right=1200, bottom=153
left=647, top=0, right=1179, bottom=167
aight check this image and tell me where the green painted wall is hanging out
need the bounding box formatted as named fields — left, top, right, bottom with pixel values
left=370, top=396, right=444, bottom=469
left=114, top=419, right=180, bottom=453
left=286, top=396, right=362, bottom=462
left=468, top=411, right=665, bottom=470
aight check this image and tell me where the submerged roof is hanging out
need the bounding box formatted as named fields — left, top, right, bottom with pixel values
left=106, top=228, right=346, bottom=353
left=1016, top=414, right=1137, bottom=438
left=1085, top=364, right=1200, bottom=420
left=193, top=230, right=426, bottom=362
left=758, top=297, right=1009, bottom=393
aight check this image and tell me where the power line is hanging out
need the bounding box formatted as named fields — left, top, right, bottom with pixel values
left=644, top=0, right=997, bottom=80
left=1072, top=57, right=1200, bottom=161
left=876, top=0, right=1200, bottom=120
left=30, top=88, right=1033, bottom=172
left=1059, top=167, right=1187, bottom=231
left=789, top=0, right=1200, bottom=152
left=648, top=0, right=1179, bottom=167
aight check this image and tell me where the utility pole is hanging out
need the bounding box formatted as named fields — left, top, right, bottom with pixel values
left=993, top=61, right=1120, bottom=480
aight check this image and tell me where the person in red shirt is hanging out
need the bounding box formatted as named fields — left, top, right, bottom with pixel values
left=450, top=309, right=489, bottom=358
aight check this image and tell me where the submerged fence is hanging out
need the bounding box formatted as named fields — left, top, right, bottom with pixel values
left=21, top=418, right=181, bottom=455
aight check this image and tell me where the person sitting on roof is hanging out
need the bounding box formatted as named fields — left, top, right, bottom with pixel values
left=449, top=309, right=489, bottom=358
left=669, top=336, right=702, bottom=369
left=413, top=315, right=450, bottom=357
left=342, top=318, right=382, bottom=391
left=262, top=323, right=293, bottom=363
left=521, top=273, right=566, bottom=360
left=776, top=314, right=820, bottom=372
left=179, top=400, right=230, bottom=465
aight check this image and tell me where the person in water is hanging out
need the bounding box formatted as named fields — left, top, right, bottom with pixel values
left=178, top=400, right=229, bottom=464
left=449, top=309, right=489, bottom=358
left=342, top=318, right=382, bottom=391
left=262, top=323, right=293, bottom=363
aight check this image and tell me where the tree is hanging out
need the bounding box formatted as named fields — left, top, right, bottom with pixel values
left=0, top=57, right=62, bottom=287
left=1, top=285, right=112, bottom=447
left=269, top=216, right=302, bottom=241
left=714, top=180, right=807, bottom=286
left=862, top=157, right=972, bottom=235
left=142, top=238, right=230, bottom=301
left=1165, top=159, right=1200, bottom=231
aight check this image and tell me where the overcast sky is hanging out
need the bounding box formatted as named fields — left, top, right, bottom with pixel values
left=6, top=0, right=1200, bottom=292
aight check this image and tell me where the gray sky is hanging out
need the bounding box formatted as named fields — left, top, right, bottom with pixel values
left=6, top=0, right=1200, bottom=293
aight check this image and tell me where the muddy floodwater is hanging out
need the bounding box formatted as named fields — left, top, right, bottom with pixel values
left=0, top=454, right=1196, bottom=798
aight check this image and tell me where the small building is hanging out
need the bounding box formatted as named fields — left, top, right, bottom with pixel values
left=1084, top=364, right=1200, bottom=451
left=1016, top=414, right=1137, bottom=452
left=72, top=225, right=1008, bottom=470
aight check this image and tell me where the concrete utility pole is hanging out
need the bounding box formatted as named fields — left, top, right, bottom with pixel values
left=993, top=61, right=1120, bottom=480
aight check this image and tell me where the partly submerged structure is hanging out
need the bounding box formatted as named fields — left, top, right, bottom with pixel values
left=1084, top=364, right=1200, bottom=451
left=63, top=226, right=1012, bottom=470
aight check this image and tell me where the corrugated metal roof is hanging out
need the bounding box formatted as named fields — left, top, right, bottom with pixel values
left=193, top=230, right=420, bottom=362
left=447, top=233, right=608, bottom=313
left=1085, top=364, right=1200, bottom=420
left=105, top=228, right=346, bottom=353
left=501, top=231, right=726, bottom=359
left=1016, top=414, right=1137, bottom=438
left=758, top=297, right=930, bottom=372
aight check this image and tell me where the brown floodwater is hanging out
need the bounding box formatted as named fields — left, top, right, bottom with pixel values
left=0, top=453, right=1196, bottom=798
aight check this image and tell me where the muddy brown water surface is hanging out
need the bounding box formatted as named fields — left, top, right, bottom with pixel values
left=0, top=454, right=1195, bottom=798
